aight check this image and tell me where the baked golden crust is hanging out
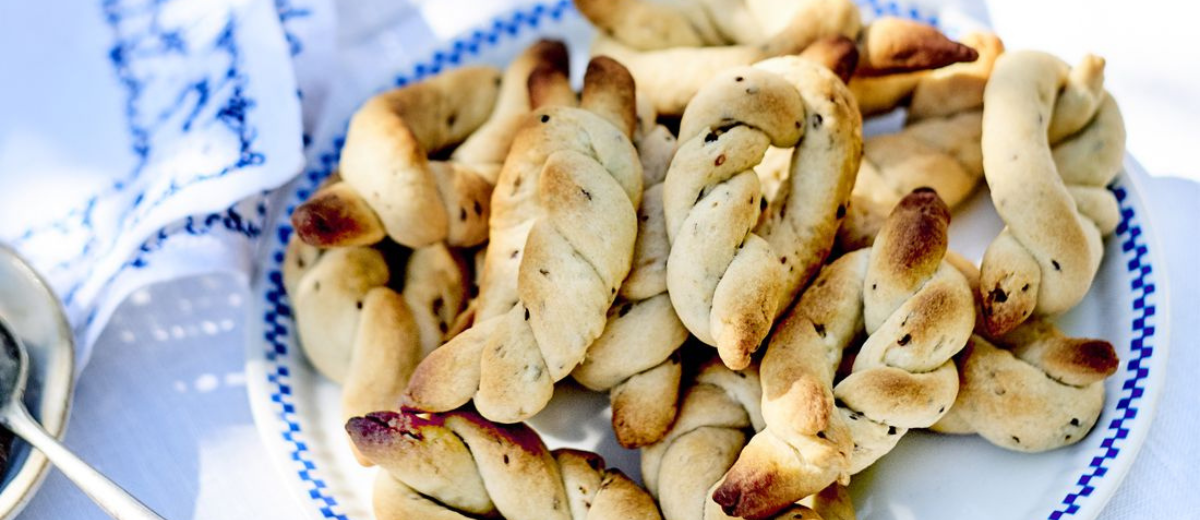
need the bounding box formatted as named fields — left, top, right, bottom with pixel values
left=855, top=17, right=978, bottom=77
left=715, top=190, right=972, bottom=516
left=294, top=41, right=570, bottom=250
left=350, top=409, right=663, bottom=520
left=453, top=40, right=570, bottom=182
left=663, top=57, right=861, bottom=370
left=406, top=59, right=644, bottom=424
left=931, top=256, right=1119, bottom=452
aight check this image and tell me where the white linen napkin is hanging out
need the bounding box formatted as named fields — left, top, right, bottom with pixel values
left=0, top=0, right=311, bottom=365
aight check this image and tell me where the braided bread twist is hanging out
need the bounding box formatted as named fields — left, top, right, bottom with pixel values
left=284, top=239, right=390, bottom=384
left=451, top=41, right=571, bottom=184
left=642, top=356, right=853, bottom=520
left=979, top=51, right=1125, bottom=336
left=405, top=58, right=644, bottom=423
left=292, top=41, right=568, bottom=249
left=284, top=234, right=473, bottom=460
left=572, top=107, right=690, bottom=448
left=472, top=57, right=637, bottom=322
left=284, top=171, right=474, bottom=459
left=662, top=56, right=861, bottom=370
left=295, top=66, right=497, bottom=248
left=584, top=0, right=980, bottom=117
left=348, top=409, right=662, bottom=520
left=713, top=189, right=974, bottom=517
left=585, top=0, right=859, bottom=115
left=930, top=253, right=1119, bottom=452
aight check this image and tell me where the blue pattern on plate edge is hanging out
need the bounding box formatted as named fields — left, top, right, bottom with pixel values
left=1049, top=185, right=1158, bottom=519
left=259, top=2, right=1155, bottom=519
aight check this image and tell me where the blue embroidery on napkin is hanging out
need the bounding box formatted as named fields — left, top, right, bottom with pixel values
left=50, top=2, right=266, bottom=310
left=14, top=1, right=265, bottom=301
left=274, top=0, right=312, bottom=57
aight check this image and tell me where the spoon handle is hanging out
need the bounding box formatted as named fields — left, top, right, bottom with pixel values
left=2, top=405, right=166, bottom=520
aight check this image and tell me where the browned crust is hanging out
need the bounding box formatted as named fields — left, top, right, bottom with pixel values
left=994, top=320, right=1119, bottom=386
left=857, top=17, right=978, bottom=76
left=1052, top=339, right=1120, bottom=381
left=874, top=188, right=950, bottom=283
left=291, top=182, right=385, bottom=247
left=581, top=56, right=638, bottom=138
left=979, top=233, right=1040, bottom=337
left=528, top=63, right=574, bottom=109
left=528, top=39, right=570, bottom=77
left=799, top=36, right=860, bottom=84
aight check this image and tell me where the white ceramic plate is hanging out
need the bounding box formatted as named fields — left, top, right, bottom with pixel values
left=245, top=2, right=1170, bottom=519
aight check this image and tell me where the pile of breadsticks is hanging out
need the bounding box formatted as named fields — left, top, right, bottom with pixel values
left=281, top=0, right=1127, bottom=518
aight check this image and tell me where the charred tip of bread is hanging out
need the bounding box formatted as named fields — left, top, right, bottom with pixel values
left=1070, top=339, right=1120, bottom=378
left=799, top=36, right=860, bottom=84
left=878, top=188, right=950, bottom=271
left=858, top=17, right=980, bottom=76
left=582, top=56, right=638, bottom=138
left=291, top=183, right=385, bottom=248
left=1044, top=338, right=1120, bottom=385
left=711, top=472, right=787, bottom=520
left=528, top=62, right=575, bottom=109
left=530, top=38, right=570, bottom=75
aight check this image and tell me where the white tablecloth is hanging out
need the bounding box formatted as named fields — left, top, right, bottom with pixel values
left=13, top=0, right=1200, bottom=518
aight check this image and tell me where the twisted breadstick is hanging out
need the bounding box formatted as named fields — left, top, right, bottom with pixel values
left=348, top=409, right=662, bottom=520
left=284, top=174, right=475, bottom=458
left=293, top=42, right=569, bottom=249
left=295, top=66, right=498, bottom=248
left=643, top=356, right=853, bottom=520
left=757, top=32, right=995, bottom=244
left=405, top=58, right=643, bottom=423
left=930, top=254, right=1119, bottom=452
left=472, top=57, right=636, bottom=322
left=286, top=241, right=390, bottom=383
left=979, top=51, right=1125, bottom=336
left=714, top=189, right=973, bottom=517
left=284, top=233, right=475, bottom=463
left=573, top=110, right=689, bottom=448
left=452, top=40, right=571, bottom=183
left=831, top=205, right=1119, bottom=455
left=587, top=0, right=979, bottom=117
left=836, top=191, right=974, bottom=473
left=587, top=0, right=860, bottom=115
left=663, top=56, right=861, bottom=370
left=933, top=329, right=1117, bottom=452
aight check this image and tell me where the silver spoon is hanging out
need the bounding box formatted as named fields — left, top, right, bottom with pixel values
left=0, top=317, right=166, bottom=520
